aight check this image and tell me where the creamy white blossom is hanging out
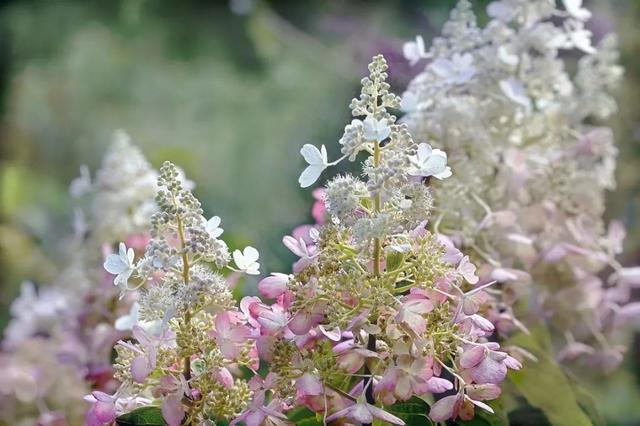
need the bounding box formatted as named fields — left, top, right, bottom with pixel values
left=299, top=144, right=328, bottom=188
left=430, top=53, right=476, bottom=85
left=233, top=246, right=260, bottom=275
left=205, top=216, right=224, bottom=238
left=409, top=143, right=452, bottom=179
left=104, top=242, right=135, bottom=295
left=403, top=0, right=627, bottom=369
left=499, top=78, right=532, bottom=112
left=362, top=116, right=391, bottom=142
left=115, top=302, right=140, bottom=331
left=562, top=0, right=591, bottom=21
left=403, top=35, right=429, bottom=66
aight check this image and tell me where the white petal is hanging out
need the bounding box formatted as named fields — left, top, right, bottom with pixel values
left=246, top=264, right=260, bottom=275
left=562, top=0, right=591, bottom=20
left=421, top=154, right=448, bottom=175
left=299, top=164, right=325, bottom=188
left=320, top=145, right=328, bottom=164
left=104, top=255, right=127, bottom=274
left=499, top=78, right=531, bottom=110
left=377, top=120, right=391, bottom=142
left=416, top=143, right=433, bottom=160
left=433, top=166, right=453, bottom=180
left=300, top=144, right=324, bottom=165
left=400, top=91, right=418, bottom=112
left=127, top=248, right=135, bottom=264
left=469, top=398, right=494, bottom=414
left=498, top=45, right=519, bottom=66
left=233, top=249, right=246, bottom=270
left=114, top=269, right=133, bottom=289
left=430, top=58, right=455, bottom=79
left=243, top=246, right=260, bottom=263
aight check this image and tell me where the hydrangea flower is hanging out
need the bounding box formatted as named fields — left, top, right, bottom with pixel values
left=430, top=53, right=476, bottom=85
left=403, top=35, right=428, bottom=66
left=299, top=144, right=328, bottom=188
left=104, top=242, right=135, bottom=296
left=0, top=132, right=159, bottom=425
left=257, top=55, right=519, bottom=424
left=105, top=161, right=258, bottom=425
left=402, top=0, right=633, bottom=372
left=233, top=246, right=261, bottom=275
left=205, top=215, right=224, bottom=238
left=408, top=143, right=452, bottom=179
left=362, top=116, right=391, bottom=142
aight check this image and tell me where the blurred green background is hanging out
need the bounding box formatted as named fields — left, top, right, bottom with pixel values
left=0, top=0, right=639, bottom=423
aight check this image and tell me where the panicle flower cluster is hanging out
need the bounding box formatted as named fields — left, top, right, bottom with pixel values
left=249, top=55, right=521, bottom=424
left=100, top=161, right=262, bottom=426
left=71, top=129, right=159, bottom=244
left=0, top=132, right=159, bottom=425
left=402, top=0, right=637, bottom=371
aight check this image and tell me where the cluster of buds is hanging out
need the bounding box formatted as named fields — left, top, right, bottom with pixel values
left=97, top=161, right=262, bottom=425
left=402, top=0, right=638, bottom=371
left=247, top=55, right=521, bottom=424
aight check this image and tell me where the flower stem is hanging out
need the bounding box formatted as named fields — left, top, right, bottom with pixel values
left=363, top=139, right=382, bottom=424
left=174, top=195, right=194, bottom=425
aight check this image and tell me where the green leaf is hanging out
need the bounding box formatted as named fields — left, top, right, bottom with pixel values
left=386, top=251, right=404, bottom=272
left=115, top=406, right=166, bottom=426
left=386, top=396, right=431, bottom=426
left=286, top=406, right=323, bottom=426
left=507, top=404, right=552, bottom=426
left=507, top=328, right=593, bottom=426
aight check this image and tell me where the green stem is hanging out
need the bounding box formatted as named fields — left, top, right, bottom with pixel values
left=173, top=195, right=194, bottom=425
left=363, top=138, right=381, bottom=417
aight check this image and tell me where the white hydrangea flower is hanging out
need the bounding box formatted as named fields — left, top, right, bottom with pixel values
left=362, top=116, right=391, bottom=142
left=104, top=242, right=135, bottom=295
left=403, top=35, right=429, bottom=66
left=299, top=144, right=328, bottom=188
left=430, top=53, right=476, bottom=85
left=499, top=77, right=532, bottom=112
left=69, top=165, right=91, bottom=198
left=562, top=0, right=591, bottom=21
left=486, top=0, right=515, bottom=21
left=233, top=246, right=260, bottom=275
left=409, top=143, right=452, bottom=180
left=205, top=216, right=224, bottom=238
left=497, top=45, right=519, bottom=66
left=114, top=301, right=140, bottom=331
left=403, top=0, right=626, bottom=370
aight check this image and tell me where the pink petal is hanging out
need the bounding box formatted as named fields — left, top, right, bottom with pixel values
left=258, top=273, right=289, bottom=298
left=131, top=356, right=151, bottom=383
left=466, top=384, right=501, bottom=401
left=425, top=377, right=453, bottom=393
left=161, top=395, right=184, bottom=426
left=283, top=236, right=306, bottom=257
left=469, top=357, right=507, bottom=384
left=215, top=367, right=234, bottom=388
left=297, top=373, right=323, bottom=396
left=326, top=406, right=354, bottom=423
left=395, top=374, right=413, bottom=400
left=460, top=345, right=486, bottom=369
left=429, top=395, right=460, bottom=422
left=288, top=309, right=322, bottom=335
left=350, top=404, right=374, bottom=424
left=503, top=355, right=522, bottom=370
left=92, top=401, right=116, bottom=423
left=368, top=404, right=406, bottom=425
